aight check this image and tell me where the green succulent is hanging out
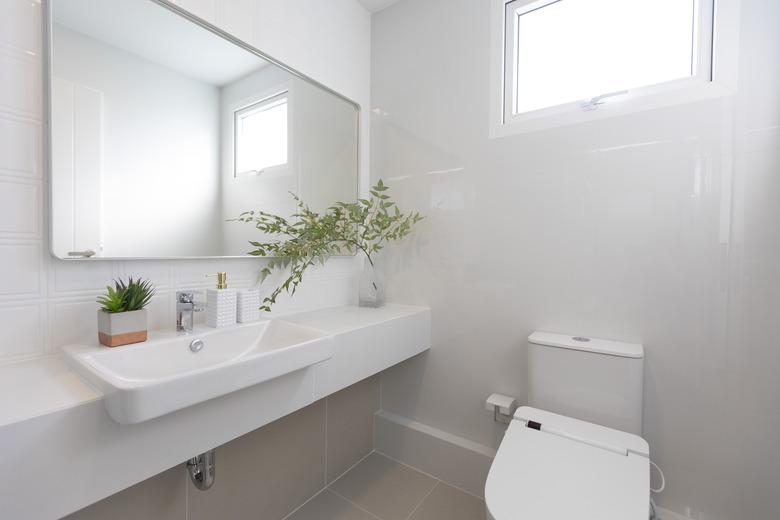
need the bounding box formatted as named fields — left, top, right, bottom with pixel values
left=234, top=180, right=423, bottom=312
left=97, top=277, right=155, bottom=313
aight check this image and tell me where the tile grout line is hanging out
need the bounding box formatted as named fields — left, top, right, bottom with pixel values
left=373, top=450, right=486, bottom=501
left=330, top=449, right=377, bottom=486
left=326, top=487, right=384, bottom=520
left=184, top=466, right=189, bottom=520
left=375, top=375, right=381, bottom=454
left=281, top=488, right=330, bottom=520
left=404, top=481, right=440, bottom=520
left=328, top=450, right=450, bottom=520
left=282, top=450, right=378, bottom=520
left=324, top=396, right=328, bottom=485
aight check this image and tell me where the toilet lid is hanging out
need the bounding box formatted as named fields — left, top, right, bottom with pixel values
left=485, top=407, right=650, bottom=520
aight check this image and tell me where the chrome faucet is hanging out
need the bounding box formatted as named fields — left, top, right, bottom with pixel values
left=176, top=291, right=205, bottom=333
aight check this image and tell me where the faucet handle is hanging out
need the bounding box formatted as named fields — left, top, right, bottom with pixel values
left=177, top=290, right=206, bottom=311
left=177, top=290, right=195, bottom=304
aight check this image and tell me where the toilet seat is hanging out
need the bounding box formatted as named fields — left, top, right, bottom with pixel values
left=485, top=407, right=650, bottom=520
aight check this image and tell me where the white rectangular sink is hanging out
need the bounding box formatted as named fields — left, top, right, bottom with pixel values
left=63, top=320, right=334, bottom=424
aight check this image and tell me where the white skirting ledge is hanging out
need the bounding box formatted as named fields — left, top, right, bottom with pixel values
left=374, top=409, right=495, bottom=498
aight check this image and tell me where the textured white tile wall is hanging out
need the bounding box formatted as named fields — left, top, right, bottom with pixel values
left=371, top=0, right=780, bottom=518
left=0, top=0, right=370, bottom=364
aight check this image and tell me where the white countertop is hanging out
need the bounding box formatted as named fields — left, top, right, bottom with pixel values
left=0, top=356, right=100, bottom=427
left=281, top=303, right=429, bottom=334
left=0, top=303, right=428, bottom=429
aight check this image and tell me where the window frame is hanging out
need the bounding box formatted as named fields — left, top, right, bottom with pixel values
left=232, top=88, right=292, bottom=180
left=490, top=0, right=738, bottom=137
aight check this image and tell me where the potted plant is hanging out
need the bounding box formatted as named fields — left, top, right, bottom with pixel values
left=96, top=277, right=155, bottom=347
left=236, top=179, right=423, bottom=311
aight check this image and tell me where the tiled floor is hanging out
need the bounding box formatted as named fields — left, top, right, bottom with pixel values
left=286, top=453, right=486, bottom=520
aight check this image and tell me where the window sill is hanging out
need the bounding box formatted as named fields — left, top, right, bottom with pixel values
left=490, top=79, right=734, bottom=138
left=234, top=165, right=293, bottom=181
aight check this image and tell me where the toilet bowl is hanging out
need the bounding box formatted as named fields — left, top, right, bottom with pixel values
left=485, top=332, right=650, bottom=519
left=485, top=406, right=649, bottom=519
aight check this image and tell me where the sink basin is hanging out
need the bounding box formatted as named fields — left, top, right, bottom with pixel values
left=63, top=320, right=334, bottom=424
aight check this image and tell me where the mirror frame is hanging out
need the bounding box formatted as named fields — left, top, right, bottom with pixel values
left=43, top=0, right=361, bottom=260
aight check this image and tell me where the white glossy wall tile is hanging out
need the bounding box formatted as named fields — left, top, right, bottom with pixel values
left=0, top=178, right=40, bottom=237
left=371, top=0, right=780, bottom=519
left=0, top=0, right=370, bottom=365
left=0, top=0, right=41, bottom=55
left=0, top=116, right=40, bottom=177
left=0, top=304, right=44, bottom=358
left=0, top=243, right=42, bottom=298
left=0, top=49, right=41, bottom=118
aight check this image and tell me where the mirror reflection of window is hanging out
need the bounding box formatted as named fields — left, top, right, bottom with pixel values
left=48, top=0, right=358, bottom=259
left=234, top=92, right=289, bottom=177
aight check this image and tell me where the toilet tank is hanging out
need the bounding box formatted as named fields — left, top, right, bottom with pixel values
left=527, top=331, right=644, bottom=435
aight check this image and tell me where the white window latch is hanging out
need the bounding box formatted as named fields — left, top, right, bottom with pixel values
left=580, top=89, right=628, bottom=111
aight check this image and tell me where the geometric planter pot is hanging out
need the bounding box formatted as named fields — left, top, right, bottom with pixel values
left=97, top=309, right=148, bottom=347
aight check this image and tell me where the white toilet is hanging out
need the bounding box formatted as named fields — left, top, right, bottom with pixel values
left=485, top=331, right=650, bottom=519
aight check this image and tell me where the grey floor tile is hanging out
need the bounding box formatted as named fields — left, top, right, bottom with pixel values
left=188, top=401, right=326, bottom=520
left=326, top=376, right=380, bottom=482
left=287, top=490, right=378, bottom=520
left=64, top=467, right=186, bottom=520
left=329, top=452, right=437, bottom=520
left=409, top=483, right=486, bottom=520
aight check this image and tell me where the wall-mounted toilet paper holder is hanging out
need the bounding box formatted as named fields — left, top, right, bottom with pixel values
left=486, top=393, right=518, bottom=424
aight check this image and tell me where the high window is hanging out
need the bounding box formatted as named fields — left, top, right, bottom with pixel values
left=234, top=91, right=288, bottom=177
left=503, top=0, right=713, bottom=119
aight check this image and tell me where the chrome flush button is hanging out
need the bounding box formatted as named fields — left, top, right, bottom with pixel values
left=189, top=339, right=204, bottom=353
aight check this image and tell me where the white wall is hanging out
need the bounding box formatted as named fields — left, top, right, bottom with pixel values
left=218, top=66, right=358, bottom=255
left=371, top=1, right=780, bottom=519
left=295, top=77, right=360, bottom=214
left=53, top=25, right=222, bottom=257
left=0, top=0, right=370, bottom=364
left=219, top=65, right=299, bottom=255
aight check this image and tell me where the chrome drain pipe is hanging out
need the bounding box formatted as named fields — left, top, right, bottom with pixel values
left=187, top=449, right=216, bottom=490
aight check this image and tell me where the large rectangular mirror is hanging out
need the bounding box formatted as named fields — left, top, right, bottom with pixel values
left=46, top=0, right=359, bottom=259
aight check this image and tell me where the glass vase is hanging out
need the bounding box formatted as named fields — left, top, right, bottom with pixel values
left=358, top=256, right=385, bottom=308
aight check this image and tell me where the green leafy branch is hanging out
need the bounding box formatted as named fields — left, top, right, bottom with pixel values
left=234, top=180, right=423, bottom=312
left=97, top=277, right=156, bottom=313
